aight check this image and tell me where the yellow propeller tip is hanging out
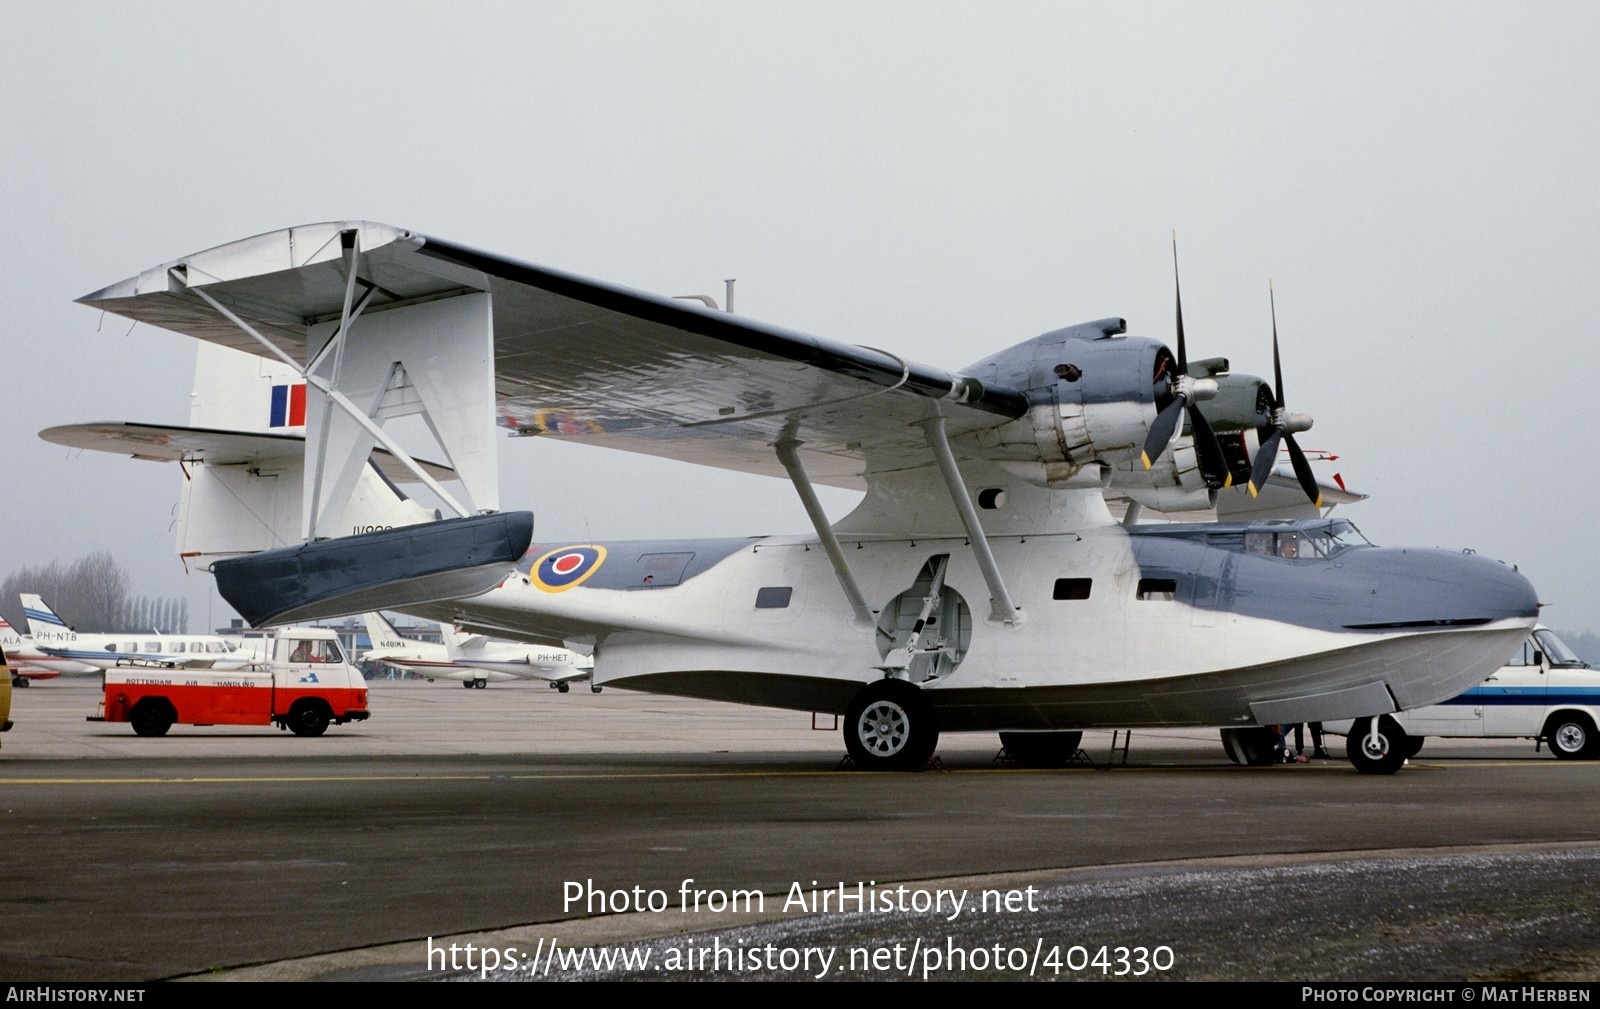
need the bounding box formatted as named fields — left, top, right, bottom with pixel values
left=1140, top=452, right=1153, bottom=471
left=1248, top=483, right=1260, bottom=499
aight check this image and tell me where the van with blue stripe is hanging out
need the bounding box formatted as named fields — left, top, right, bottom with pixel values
left=1327, top=628, right=1599, bottom=760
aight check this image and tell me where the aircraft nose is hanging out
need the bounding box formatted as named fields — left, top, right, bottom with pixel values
left=1354, top=548, right=1539, bottom=628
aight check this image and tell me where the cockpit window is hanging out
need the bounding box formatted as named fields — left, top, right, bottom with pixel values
left=1243, top=521, right=1373, bottom=561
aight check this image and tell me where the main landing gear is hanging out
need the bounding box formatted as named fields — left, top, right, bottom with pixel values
left=843, top=679, right=939, bottom=771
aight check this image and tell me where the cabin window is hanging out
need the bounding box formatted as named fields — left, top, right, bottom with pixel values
left=104, top=643, right=118, bottom=653
left=145, top=641, right=161, bottom=652
left=171, top=643, right=185, bottom=653
left=755, top=586, right=793, bottom=609
left=1052, top=578, right=1092, bottom=600
left=1136, top=578, right=1178, bottom=601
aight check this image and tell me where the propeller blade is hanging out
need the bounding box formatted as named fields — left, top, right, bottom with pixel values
left=1141, top=396, right=1187, bottom=471
left=1269, top=283, right=1286, bottom=411
left=1284, top=434, right=1323, bottom=510
left=1248, top=427, right=1283, bottom=498
left=1187, top=404, right=1231, bottom=490
left=1172, top=236, right=1189, bottom=371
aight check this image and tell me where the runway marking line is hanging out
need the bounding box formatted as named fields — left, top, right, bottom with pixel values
left=0, top=759, right=1574, bottom=786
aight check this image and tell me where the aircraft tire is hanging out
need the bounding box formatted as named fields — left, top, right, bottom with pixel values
left=12, top=674, right=29, bottom=688
left=286, top=700, right=331, bottom=737
left=1345, top=716, right=1409, bottom=775
left=999, top=731, right=1083, bottom=767
left=462, top=680, right=476, bottom=689
left=1545, top=712, right=1597, bottom=760
left=129, top=698, right=174, bottom=738
left=844, top=679, right=938, bottom=771
left=557, top=683, right=570, bottom=693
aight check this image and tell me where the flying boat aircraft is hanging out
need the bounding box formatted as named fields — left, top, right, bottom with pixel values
left=45, top=222, right=1540, bottom=774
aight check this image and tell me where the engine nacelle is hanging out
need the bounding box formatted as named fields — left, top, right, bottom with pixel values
left=961, top=319, right=1276, bottom=490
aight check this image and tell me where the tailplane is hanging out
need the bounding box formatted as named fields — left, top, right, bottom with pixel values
left=40, top=344, right=449, bottom=569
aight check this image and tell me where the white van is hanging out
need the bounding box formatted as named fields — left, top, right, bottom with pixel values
left=1327, top=627, right=1598, bottom=762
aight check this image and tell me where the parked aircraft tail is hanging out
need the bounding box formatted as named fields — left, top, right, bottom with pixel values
left=20, top=594, right=69, bottom=640
left=40, top=343, right=454, bottom=570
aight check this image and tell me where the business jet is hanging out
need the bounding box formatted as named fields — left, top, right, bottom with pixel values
left=45, top=222, right=1540, bottom=774
left=361, top=612, right=591, bottom=690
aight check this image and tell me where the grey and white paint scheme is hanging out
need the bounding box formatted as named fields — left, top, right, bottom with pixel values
left=48, top=222, right=1540, bottom=774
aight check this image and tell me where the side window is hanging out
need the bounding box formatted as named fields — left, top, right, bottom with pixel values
left=1137, top=578, right=1178, bottom=601
left=1053, top=578, right=1092, bottom=600
left=1506, top=640, right=1533, bottom=666
left=755, top=587, right=793, bottom=609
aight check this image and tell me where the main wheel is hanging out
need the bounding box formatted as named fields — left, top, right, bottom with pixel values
left=1345, top=716, right=1410, bottom=775
left=462, top=679, right=476, bottom=689
left=286, top=700, right=332, bottom=737
left=129, top=698, right=174, bottom=737
left=844, top=679, right=938, bottom=771
left=1545, top=712, right=1597, bottom=760
left=12, top=674, right=29, bottom=688
left=999, top=731, right=1083, bottom=767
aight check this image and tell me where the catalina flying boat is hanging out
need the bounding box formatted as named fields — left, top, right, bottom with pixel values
left=46, top=223, right=1540, bottom=773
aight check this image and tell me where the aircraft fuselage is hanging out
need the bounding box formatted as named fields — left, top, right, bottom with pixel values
left=418, top=517, right=1538, bottom=733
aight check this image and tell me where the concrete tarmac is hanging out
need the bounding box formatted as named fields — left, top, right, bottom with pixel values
left=2, top=678, right=1597, bottom=982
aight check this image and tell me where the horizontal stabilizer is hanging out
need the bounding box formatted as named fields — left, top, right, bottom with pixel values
left=214, top=512, right=533, bottom=626
left=40, top=422, right=456, bottom=483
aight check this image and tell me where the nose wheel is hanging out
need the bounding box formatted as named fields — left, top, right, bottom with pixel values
left=1345, top=716, right=1411, bottom=775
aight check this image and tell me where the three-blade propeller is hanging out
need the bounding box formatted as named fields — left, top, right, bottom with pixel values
left=1141, top=239, right=1231, bottom=491
left=1248, top=284, right=1321, bottom=508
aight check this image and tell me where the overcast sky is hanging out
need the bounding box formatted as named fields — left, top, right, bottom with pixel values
left=3, top=2, right=1596, bottom=634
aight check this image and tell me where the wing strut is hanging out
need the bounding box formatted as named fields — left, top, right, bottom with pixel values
left=775, top=440, right=875, bottom=627
left=182, top=267, right=475, bottom=526
left=916, top=416, right=1026, bottom=626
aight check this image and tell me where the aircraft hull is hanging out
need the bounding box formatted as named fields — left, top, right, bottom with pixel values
left=401, top=524, right=1538, bottom=732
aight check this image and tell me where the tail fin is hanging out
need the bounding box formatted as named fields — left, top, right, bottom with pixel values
left=40, top=344, right=452, bottom=569
left=20, top=594, right=68, bottom=639
left=362, top=612, right=410, bottom=649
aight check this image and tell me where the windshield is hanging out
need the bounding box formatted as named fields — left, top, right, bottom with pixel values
left=1534, top=629, right=1589, bottom=668
left=1243, top=520, right=1373, bottom=561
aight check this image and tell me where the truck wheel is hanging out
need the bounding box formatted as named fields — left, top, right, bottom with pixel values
left=1345, top=716, right=1410, bottom=775
left=129, top=699, right=175, bottom=738
left=286, top=700, right=331, bottom=737
left=1545, top=713, right=1597, bottom=760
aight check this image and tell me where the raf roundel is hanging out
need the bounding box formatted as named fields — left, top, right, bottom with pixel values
left=530, top=546, right=607, bottom=593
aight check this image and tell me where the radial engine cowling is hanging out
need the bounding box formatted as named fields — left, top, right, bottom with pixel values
left=962, top=319, right=1276, bottom=489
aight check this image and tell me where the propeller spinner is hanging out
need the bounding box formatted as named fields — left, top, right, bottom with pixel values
left=1140, top=239, right=1231, bottom=491
left=1248, top=284, right=1321, bottom=507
